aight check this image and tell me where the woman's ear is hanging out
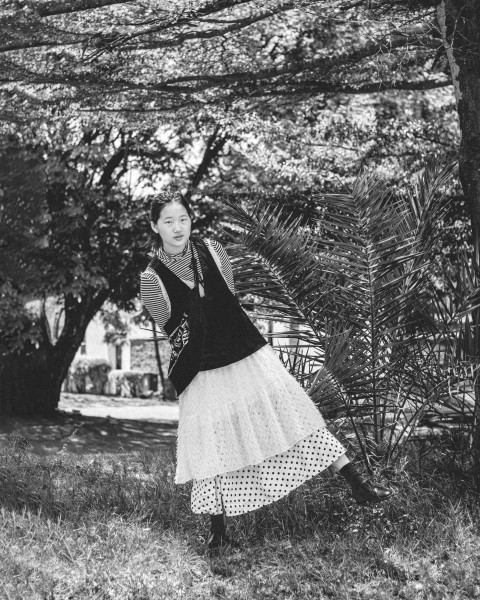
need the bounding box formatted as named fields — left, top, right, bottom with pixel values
left=150, top=221, right=158, bottom=234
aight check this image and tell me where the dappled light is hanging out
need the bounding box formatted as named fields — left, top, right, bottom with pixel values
left=0, top=394, right=177, bottom=455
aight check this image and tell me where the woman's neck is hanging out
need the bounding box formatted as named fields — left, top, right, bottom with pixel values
left=161, top=239, right=190, bottom=258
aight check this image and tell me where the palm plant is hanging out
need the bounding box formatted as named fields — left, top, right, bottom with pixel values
left=424, top=250, right=480, bottom=457
left=224, top=162, right=477, bottom=468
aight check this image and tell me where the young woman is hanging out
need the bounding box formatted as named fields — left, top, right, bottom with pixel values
left=140, top=192, right=391, bottom=552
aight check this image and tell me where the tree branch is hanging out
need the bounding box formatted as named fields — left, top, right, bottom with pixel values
left=0, top=1, right=290, bottom=55
left=0, top=5, right=278, bottom=55
left=258, top=77, right=452, bottom=96
left=0, top=40, right=81, bottom=54
left=79, top=0, right=259, bottom=59
left=185, top=126, right=227, bottom=200
left=34, top=0, right=137, bottom=17
left=0, top=76, right=449, bottom=120
left=111, top=3, right=295, bottom=51
left=39, top=298, right=54, bottom=349
left=34, top=0, right=252, bottom=20
left=98, top=138, right=130, bottom=190
left=116, top=13, right=431, bottom=55
left=0, top=31, right=440, bottom=94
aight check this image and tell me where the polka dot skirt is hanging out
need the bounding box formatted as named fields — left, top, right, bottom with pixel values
left=190, top=427, right=345, bottom=516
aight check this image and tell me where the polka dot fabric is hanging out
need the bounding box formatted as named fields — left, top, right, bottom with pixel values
left=190, top=427, right=345, bottom=516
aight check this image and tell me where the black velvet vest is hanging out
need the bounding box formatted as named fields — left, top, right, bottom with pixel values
left=148, top=237, right=267, bottom=395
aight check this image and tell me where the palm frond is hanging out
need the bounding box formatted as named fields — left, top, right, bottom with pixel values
left=223, top=162, right=462, bottom=464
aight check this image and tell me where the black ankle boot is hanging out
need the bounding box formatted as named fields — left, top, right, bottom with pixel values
left=207, top=514, right=238, bottom=554
left=339, top=463, right=392, bottom=505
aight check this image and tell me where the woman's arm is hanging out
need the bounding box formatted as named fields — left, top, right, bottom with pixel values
left=140, top=268, right=171, bottom=333
left=206, top=239, right=235, bottom=294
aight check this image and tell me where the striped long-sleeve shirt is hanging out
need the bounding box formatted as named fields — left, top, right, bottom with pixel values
left=140, top=239, right=235, bottom=335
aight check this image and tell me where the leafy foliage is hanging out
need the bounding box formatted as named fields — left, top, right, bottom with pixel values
left=107, top=369, right=147, bottom=398
left=0, top=0, right=456, bottom=196
left=0, top=1, right=461, bottom=200
left=0, top=118, right=226, bottom=352
left=1, top=1, right=447, bottom=123
left=66, top=356, right=111, bottom=394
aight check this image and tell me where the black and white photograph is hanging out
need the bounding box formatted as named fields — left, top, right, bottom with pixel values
left=1, top=1, right=479, bottom=598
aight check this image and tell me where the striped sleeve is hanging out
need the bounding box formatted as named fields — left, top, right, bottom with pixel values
left=140, top=269, right=170, bottom=334
left=207, top=239, right=235, bottom=294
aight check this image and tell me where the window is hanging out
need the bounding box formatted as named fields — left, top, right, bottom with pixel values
left=115, top=344, right=122, bottom=370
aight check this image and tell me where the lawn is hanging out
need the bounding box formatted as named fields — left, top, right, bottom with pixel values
left=1, top=434, right=480, bottom=600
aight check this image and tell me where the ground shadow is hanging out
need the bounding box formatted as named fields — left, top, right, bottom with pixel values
left=0, top=411, right=177, bottom=456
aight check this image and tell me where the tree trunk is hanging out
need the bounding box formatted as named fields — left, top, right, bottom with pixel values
left=0, top=289, right=108, bottom=416
left=0, top=347, right=60, bottom=416
left=438, top=0, right=480, bottom=476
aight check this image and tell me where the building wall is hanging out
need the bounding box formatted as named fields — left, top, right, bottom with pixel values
left=82, top=315, right=110, bottom=361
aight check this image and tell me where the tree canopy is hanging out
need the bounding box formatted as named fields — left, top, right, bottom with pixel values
left=1, top=1, right=449, bottom=126
left=1, top=1, right=462, bottom=195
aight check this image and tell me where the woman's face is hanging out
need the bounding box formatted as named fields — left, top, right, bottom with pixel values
left=151, top=202, right=192, bottom=254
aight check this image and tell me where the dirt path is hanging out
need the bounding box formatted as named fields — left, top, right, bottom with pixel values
left=0, top=393, right=178, bottom=456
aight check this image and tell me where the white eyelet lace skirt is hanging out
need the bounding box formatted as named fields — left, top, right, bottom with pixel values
left=175, top=344, right=346, bottom=516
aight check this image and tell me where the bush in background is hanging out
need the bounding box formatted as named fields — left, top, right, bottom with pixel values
left=65, top=357, right=111, bottom=394
left=107, top=369, right=148, bottom=398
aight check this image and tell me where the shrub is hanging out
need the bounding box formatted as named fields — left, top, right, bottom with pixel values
left=66, top=357, right=111, bottom=394
left=107, top=369, right=148, bottom=397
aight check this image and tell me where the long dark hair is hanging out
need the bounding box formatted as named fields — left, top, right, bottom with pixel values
left=149, top=191, right=194, bottom=254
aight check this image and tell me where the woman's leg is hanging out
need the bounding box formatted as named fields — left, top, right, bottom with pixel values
left=331, top=452, right=391, bottom=504
left=207, top=512, right=226, bottom=551
left=331, top=453, right=350, bottom=472
left=208, top=511, right=240, bottom=552
left=210, top=513, right=226, bottom=537
left=207, top=476, right=236, bottom=551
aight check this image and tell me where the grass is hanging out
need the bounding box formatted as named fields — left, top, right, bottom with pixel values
left=1, top=437, right=480, bottom=599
